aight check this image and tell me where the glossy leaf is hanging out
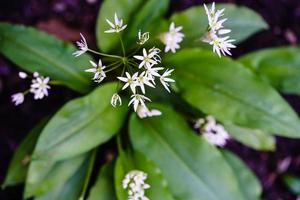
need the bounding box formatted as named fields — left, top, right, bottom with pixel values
left=32, top=83, right=128, bottom=162
left=25, top=153, right=88, bottom=198
left=225, top=124, right=276, bottom=151
left=3, top=119, right=48, bottom=187
left=129, top=104, right=245, bottom=200
left=87, top=162, right=116, bottom=200
left=35, top=156, right=89, bottom=200
left=239, top=46, right=300, bottom=94
left=170, top=4, right=268, bottom=46
left=96, top=0, right=142, bottom=52
left=282, top=175, right=300, bottom=195
left=0, top=23, right=92, bottom=93
left=164, top=48, right=300, bottom=138
left=114, top=151, right=175, bottom=200
left=221, top=150, right=262, bottom=200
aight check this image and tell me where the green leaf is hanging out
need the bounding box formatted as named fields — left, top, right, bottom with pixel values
left=225, top=124, right=276, bottom=151
left=239, top=46, right=300, bottom=94
left=114, top=151, right=175, bottom=200
left=25, top=153, right=88, bottom=198
left=32, top=83, right=128, bottom=162
left=96, top=0, right=142, bottom=52
left=0, top=23, right=92, bottom=93
left=164, top=48, right=300, bottom=138
left=221, top=150, right=262, bottom=200
left=87, top=161, right=116, bottom=200
left=170, top=4, right=268, bottom=46
left=129, top=104, right=246, bottom=200
left=35, top=155, right=89, bottom=200
left=3, top=119, right=48, bottom=187
left=282, top=174, right=300, bottom=195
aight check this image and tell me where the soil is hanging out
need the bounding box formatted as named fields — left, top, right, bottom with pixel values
left=1, top=0, right=300, bottom=199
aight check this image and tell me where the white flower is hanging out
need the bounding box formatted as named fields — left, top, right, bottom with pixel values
left=137, top=30, right=150, bottom=45
left=122, top=170, right=150, bottom=200
left=118, top=72, right=138, bottom=94
left=160, top=69, right=175, bottom=93
left=145, top=67, right=163, bottom=84
left=136, top=72, right=155, bottom=94
left=128, top=94, right=151, bottom=111
left=73, top=33, right=88, bottom=57
left=18, top=72, right=27, bottom=79
left=203, top=3, right=236, bottom=57
left=111, top=93, right=122, bottom=107
left=137, top=105, right=162, bottom=118
left=134, top=48, right=159, bottom=69
left=195, top=115, right=230, bottom=147
left=30, top=75, right=51, bottom=100
left=160, top=22, right=184, bottom=53
left=85, top=59, right=106, bottom=83
left=11, top=93, right=24, bottom=106
left=105, top=13, right=127, bottom=33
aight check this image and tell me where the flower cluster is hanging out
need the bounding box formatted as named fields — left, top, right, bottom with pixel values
left=160, top=22, right=185, bottom=53
left=122, top=170, right=150, bottom=200
left=194, top=115, right=230, bottom=147
left=11, top=71, right=51, bottom=106
left=75, top=13, right=180, bottom=118
left=202, top=2, right=236, bottom=57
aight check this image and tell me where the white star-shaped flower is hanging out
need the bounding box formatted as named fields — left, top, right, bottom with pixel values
left=85, top=59, right=106, bottom=83
left=145, top=66, right=163, bottom=84
left=133, top=48, right=158, bottom=69
left=105, top=13, right=127, bottom=33
left=160, top=69, right=175, bottom=92
left=128, top=94, right=151, bottom=111
left=73, top=33, right=88, bottom=57
left=118, top=72, right=138, bottom=94
left=137, top=105, right=162, bottom=118
left=136, top=71, right=155, bottom=94
left=161, top=22, right=184, bottom=53
left=30, top=75, right=51, bottom=100
left=11, top=93, right=24, bottom=106
left=210, top=35, right=236, bottom=57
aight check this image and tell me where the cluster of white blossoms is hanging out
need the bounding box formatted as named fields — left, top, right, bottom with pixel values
left=160, top=22, right=185, bottom=53
left=122, top=170, right=150, bottom=200
left=194, top=115, right=230, bottom=147
left=74, top=13, right=181, bottom=118
left=11, top=71, right=51, bottom=106
left=202, top=2, right=236, bottom=57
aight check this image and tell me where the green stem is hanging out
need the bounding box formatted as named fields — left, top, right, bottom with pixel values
left=118, top=34, right=126, bottom=57
left=105, top=63, right=123, bottom=73
left=79, top=150, right=97, bottom=200
left=87, top=49, right=123, bottom=59
left=49, top=80, right=63, bottom=85
left=117, top=134, right=123, bottom=153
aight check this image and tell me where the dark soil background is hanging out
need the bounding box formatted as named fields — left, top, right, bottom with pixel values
left=1, top=0, right=300, bottom=199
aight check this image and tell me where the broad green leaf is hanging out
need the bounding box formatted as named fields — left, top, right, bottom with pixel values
left=123, top=0, right=170, bottom=47
left=170, top=4, right=268, bottom=46
left=221, top=150, right=262, bottom=200
left=282, top=175, right=300, bottom=195
left=114, top=151, right=175, bottom=200
left=25, top=153, right=88, bottom=198
left=3, top=119, right=48, bottom=187
left=225, top=124, right=276, bottom=151
left=0, top=23, right=92, bottom=93
left=96, top=0, right=142, bottom=52
left=32, top=83, right=128, bottom=162
left=87, top=161, right=116, bottom=200
left=164, top=48, right=300, bottom=138
left=35, top=155, right=89, bottom=200
left=239, top=46, right=300, bottom=94
left=129, top=104, right=245, bottom=200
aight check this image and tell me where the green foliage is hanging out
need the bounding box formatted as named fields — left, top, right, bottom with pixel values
left=221, top=150, right=262, bottom=200
left=239, top=46, right=300, bottom=94
left=164, top=48, right=300, bottom=138
left=32, top=83, right=128, bottom=162
left=282, top=175, right=300, bottom=195
left=0, top=23, right=92, bottom=93
left=225, top=124, right=276, bottom=151
left=129, top=104, right=254, bottom=200
left=3, top=119, right=48, bottom=187
left=87, top=161, right=116, bottom=200
left=170, top=4, right=268, bottom=47
left=114, top=151, right=175, bottom=200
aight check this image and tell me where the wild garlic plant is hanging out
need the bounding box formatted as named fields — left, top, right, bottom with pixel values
left=73, top=13, right=184, bottom=118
